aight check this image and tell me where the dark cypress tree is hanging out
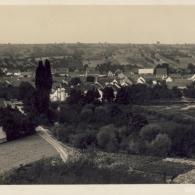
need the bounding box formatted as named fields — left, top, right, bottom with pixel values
left=44, top=59, right=53, bottom=92
left=35, top=60, right=45, bottom=90
left=35, top=59, right=53, bottom=114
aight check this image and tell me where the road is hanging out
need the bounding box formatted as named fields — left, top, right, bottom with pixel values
left=0, top=134, right=58, bottom=174
left=0, top=126, right=78, bottom=174
left=36, top=126, right=79, bottom=163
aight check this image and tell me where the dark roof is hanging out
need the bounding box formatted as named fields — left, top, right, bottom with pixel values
left=155, top=67, right=167, bottom=75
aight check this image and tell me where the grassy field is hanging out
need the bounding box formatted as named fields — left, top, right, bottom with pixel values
left=0, top=151, right=193, bottom=184
left=0, top=134, right=58, bottom=174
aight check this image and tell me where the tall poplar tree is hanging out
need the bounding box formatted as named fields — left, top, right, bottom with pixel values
left=35, top=59, right=53, bottom=114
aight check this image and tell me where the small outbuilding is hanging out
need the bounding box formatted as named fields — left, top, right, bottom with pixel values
left=166, top=76, right=173, bottom=83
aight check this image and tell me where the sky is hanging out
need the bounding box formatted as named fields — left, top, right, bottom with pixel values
left=0, top=5, right=195, bottom=44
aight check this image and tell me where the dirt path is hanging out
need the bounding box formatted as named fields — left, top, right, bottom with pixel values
left=36, top=126, right=79, bottom=162
left=163, top=157, right=195, bottom=183
left=181, top=104, right=195, bottom=110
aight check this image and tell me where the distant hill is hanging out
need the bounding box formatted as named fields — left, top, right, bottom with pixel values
left=1, top=43, right=195, bottom=69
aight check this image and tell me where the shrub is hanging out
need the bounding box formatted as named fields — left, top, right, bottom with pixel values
left=96, top=124, right=119, bottom=152
left=128, top=137, right=146, bottom=154
left=47, top=108, right=58, bottom=124
left=1, top=107, right=35, bottom=141
left=116, top=126, right=128, bottom=142
left=148, top=133, right=172, bottom=156
left=116, top=86, right=131, bottom=104
left=102, top=86, right=114, bottom=102
left=128, top=113, right=148, bottom=134
left=139, top=123, right=162, bottom=142
left=183, top=82, right=195, bottom=98
left=106, top=104, right=122, bottom=118
left=80, top=108, right=93, bottom=123
left=160, top=122, right=195, bottom=156
left=83, top=103, right=95, bottom=111
left=94, top=106, right=108, bottom=124
left=69, top=132, right=97, bottom=149
left=67, top=88, right=83, bottom=105
left=52, top=124, right=74, bottom=143
left=58, top=105, right=79, bottom=124
left=120, top=137, right=129, bottom=151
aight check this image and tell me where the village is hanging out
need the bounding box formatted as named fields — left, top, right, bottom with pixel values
left=1, top=56, right=195, bottom=143
left=1, top=43, right=195, bottom=184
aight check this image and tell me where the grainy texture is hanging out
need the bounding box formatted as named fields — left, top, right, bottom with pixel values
left=0, top=134, right=58, bottom=173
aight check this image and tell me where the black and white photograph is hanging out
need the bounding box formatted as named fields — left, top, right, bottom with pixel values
left=1, top=0, right=195, bottom=188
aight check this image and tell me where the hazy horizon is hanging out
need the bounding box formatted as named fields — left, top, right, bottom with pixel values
left=1, top=5, right=195, bottom=44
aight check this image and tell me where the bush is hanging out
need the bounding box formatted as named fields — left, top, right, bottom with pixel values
left=80, top=108, right=93, bottom=123
left=52, top=124, right=74, bottom=143
left=69, top=132, right=97, bottom=149
left=1, top=107, right=35, bottom=141
left=83, top=103, right=95, bottom=111
left=94, top=106, right=108, bottom=124
left=139, top=123, right=162, bottom=142
left=128, top=113, right=148, bottom=134
left=116, top=126, right=128, bottom=141
left=96, top=124, right=119, bottom=152
left=47, top=108, right=58, bottom=124
left=184, top=82, right=195, bottom=98
left=58, top=105, right=79, bottom=124
left=147, top=133, right=172, bottom=156
left=160, top=122, right=195, bottom=156
left=128, top=137, right=146, bottom=154
left=106, top=104, right=122, bottom=118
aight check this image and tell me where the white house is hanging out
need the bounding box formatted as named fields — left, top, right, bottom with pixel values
left=111, top=79, right=121, bottom=88
left=118, top=73, right=133, bottom=86
left=138, top=68, right=154, bottom=75
left=14, top=72, right=22, bottom=76
left=50, top=87, right=68, bottom=102
left=137, top=76, right=146, bottom=84
left=152, top=80, right=158, bottom=85
left=6, top=72, right=13, bottom=76
left=0, top=127, right=7, bottom=144
left=166, top=76, right=173, bottom=83
left=108, top=71, right=114, bottom=77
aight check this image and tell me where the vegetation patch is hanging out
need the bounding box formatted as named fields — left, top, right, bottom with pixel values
left=0, top=152, right=193, bottom=184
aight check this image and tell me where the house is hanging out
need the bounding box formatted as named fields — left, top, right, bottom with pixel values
left=137, top=76, right=146, bottom=84
left=14, top=72, right=22, bottom=77
left=50, top=87, right=68, bottom=102
left=117, top=73, right=133, bottom=86
left=166, top=76, right=173, bottom=83
left=86, top=74, right=98, bottom=83
left=6, top=72, right=13, bottom=76
left=5, top=100, right=25, bottom=114
left=0, top=127, right=7, bottom=144
left=107, top=71, right=114, bottom=77
left=155, top=67, right=168, bottom=78
left=152, top=80, right=158, bottom=85
left=110, top=79, right=121, bottom=89
left=138, top=68, right=154, bottom=75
